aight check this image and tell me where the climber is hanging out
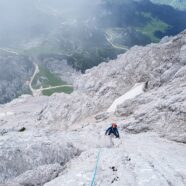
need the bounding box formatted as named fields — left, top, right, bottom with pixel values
left=105, top=123, right=120, bottom=138
left=105, top=123, right=120, bottom=147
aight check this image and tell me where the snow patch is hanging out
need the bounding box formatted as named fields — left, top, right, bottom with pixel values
left=107, top=83, right=145, bottom=113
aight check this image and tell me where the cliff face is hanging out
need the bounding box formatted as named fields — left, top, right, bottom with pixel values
left=0, top=31, right=186, bottom=185
left=38, top=30, right=186, bottom=142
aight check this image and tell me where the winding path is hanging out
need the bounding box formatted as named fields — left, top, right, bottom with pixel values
left=29, top=63, right=73, bottom=96
left=105, top=31, right=129, bottom=51
left=40, top=85, right=73, bottom=91
left=29, top=63, right=39, bottom=95
left=0, top=48, right=18, bottom=55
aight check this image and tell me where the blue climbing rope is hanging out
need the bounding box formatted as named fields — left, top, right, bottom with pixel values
left=90, top=148, right=101, bottom=186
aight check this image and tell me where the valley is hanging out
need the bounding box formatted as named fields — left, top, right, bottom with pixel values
left=18, top=0, right=186, bottom=72
left=0, top=51, right=75, bottom=104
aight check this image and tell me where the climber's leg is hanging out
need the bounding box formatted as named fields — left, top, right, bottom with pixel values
left=109, top=134, right=114, bottom=147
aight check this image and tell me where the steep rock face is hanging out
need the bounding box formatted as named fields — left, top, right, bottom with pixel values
left=116, top=79, right=186, bottom=143
left=0, top=30, right=186, bottom=185
left=75, top=30, right=186, bottom=92
left=0, top=54, right=34, bottom=104
left=39, top=30, right=186, bottom=141
left=1, top=31, right=185, bottom=138
left=44, top=132, right=186, bottom=186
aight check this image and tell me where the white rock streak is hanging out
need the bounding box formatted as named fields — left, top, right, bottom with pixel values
left=107, top=83, right=145, bottom=113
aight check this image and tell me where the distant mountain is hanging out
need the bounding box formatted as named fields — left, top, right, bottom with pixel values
left=18, top=0, right=186, bottom=72
left=150, top=0, right=186, bottom=10
left=30, top=0, right=186, bottom=72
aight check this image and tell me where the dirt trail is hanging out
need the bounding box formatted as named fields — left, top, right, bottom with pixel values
left=0, top=48, right=18, bottom=55
left=105, top=31, right=129, bottom=51
left=29, top=63, right=73, bottom=96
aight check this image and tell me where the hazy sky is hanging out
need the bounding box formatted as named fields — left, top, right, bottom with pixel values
left=0, top=0, right=101, bottom=46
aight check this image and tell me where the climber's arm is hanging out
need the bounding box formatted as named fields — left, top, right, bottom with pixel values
left=105, top=127, right=111, bottom=135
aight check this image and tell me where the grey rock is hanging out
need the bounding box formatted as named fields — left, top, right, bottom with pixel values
left=95, top=112, right=109, bottom=122
left=5, top=164, right=62, bottom=186
left=0, top=131, right=79, bottom=183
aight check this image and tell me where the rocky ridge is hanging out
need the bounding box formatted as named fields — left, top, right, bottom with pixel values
left=39, top=30, right=186, bottom=142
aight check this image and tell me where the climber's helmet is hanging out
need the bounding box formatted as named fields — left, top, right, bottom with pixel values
left=112, top=123, right=117, bottom=128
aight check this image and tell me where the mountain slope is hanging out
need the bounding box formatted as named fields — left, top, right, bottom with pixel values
left=0, top=52, right=34, bottom=104
left=0, top=30, right=186, bottom=185
left=151, top=0, right=186, bottom=10
left=45, top=132, right=186, bottom=186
